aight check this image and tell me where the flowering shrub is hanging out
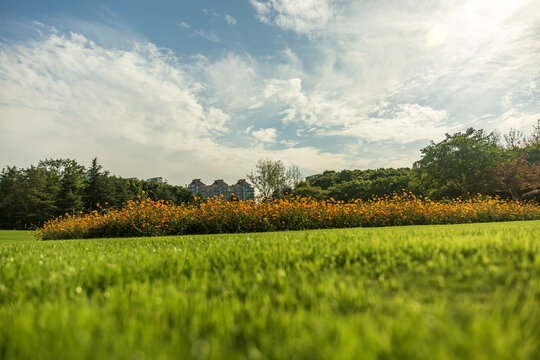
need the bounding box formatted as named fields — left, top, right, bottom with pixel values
left=37, top=193, right=540, bottom=240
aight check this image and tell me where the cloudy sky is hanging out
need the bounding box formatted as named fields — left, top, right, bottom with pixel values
left=1, top=0, right=539, bottom=186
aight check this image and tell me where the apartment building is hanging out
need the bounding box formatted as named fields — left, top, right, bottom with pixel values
left=230, top=179, right=256, bottom=201
left=187, top=179, right=208, bottom=197
left=187, top=178, right=255, bottom=200
left=146, top=177, right=164, bottom=184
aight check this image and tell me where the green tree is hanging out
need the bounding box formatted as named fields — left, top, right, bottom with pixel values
left=0, top=166, right=24, bottom=228
left=328, top=180, right=372, bottom=201
left=413, top=128, right=503, bottom=198
left=247, top=159, right=290, bottom=198
left=38, top=159, right=86, bottom=215
left=309, top=171, right=336, bottom=190
left=0, top=166, right=58, bottom=228
left=292, top=181, right=330, bottom=200
left=84, top=158, right=115, bottom=210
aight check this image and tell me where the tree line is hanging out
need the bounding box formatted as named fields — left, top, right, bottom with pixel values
left=289, top=123, right=539, bottom=202
left=1, top=122, right=539, bottom=229
left=0, top=158, right=193, bottom=229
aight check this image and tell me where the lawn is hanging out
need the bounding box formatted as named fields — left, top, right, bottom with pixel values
left=0, top=230, right=35, bottom=243
left=1, top=221, right=539, bottom=359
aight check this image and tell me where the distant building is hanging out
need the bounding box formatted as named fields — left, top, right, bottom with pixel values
left=231, top=179, right=256, bottom=201
left=187, top=178, right=255, bottom=200
left=187, top=179, right=208, bottom=197
left=146, top=177, right=164, bottom=184
left=305, top=174, right=322, bottom=181
left=208, top=179, right=230, bottom=198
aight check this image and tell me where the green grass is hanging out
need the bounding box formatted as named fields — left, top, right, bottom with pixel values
left=1, top=221, right=539, bottom=359
left=0, top=230, right=35, bottom=243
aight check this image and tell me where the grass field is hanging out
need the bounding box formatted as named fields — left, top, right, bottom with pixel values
left=0, top=230, right=35, bottom=243
left=1, top=221, right=539, bottom=359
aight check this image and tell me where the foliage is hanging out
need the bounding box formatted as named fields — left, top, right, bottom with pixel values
left=299, top=168, right=412, bottom=201
left=0, top=158, right=193, bottom=229
left=299, top=124, right=539, bottom=202
left=292, top=182, right=330, bottom=200
left=0, top=166, right=58, bottom=229
left=84, top=158, right=114, bottom=211
left=247, top=158, right=302, bottom=197
left=286, top=164, right=303, bottom=188
left=494, top=155, right=540, bottom=199
left=413, top=128, right=503, bottom=198
left=2, top=222, right=540, bottom=359
left=38, top=193, right=540, bottom=240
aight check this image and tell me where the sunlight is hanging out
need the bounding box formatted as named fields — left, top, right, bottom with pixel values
left=426, top=0, right=531, bottom=47
left=426, top=24, right=449, bottom=47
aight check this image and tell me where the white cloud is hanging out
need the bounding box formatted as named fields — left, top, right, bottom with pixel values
left=251, top=128, right=277, bottom=143
left=250, top=0, right=333, bottom=34
left=0, top=31, right=229, bottom=181
left=201, top=53, right=266, bottom=111
left=206, top=107, right=231, bottom=133
left=224, top=14, right=237, bottom=25
left=246, top=0, right=540, bottom=140
left=488, top=110, right=540, bottom=134
left=177, top=21, right=190, bottom=29
left=2, top=0, right=540, bottom=184
left=250, top=0, right=335, bottom=35
left=330, top=104, right=452, bottom=143
left=0, top=28, right=354, bottom=184
left=194, top=29, right=220, bottom=42
left=0, top=32, right=223, bottom=147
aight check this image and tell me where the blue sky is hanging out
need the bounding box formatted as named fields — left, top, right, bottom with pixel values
left=1, top=0, right=539, bottom=186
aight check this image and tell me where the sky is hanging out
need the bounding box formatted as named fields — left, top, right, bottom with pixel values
left=1, top=0, right=539, bottom=186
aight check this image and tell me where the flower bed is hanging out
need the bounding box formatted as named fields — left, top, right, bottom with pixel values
left=38, top=193, right=540, bottom=240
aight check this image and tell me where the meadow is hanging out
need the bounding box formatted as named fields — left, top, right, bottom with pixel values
left=1, top=221, right=540, bottom=359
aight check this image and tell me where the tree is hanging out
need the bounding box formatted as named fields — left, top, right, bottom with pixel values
left=0, top=166, right=58, bottom=228
left=494, top=155, right=540, bottom=200
left=0, top=166, right=24, bottom=228
left=38, top=159, right=86, bottom=215
left=83, top=158, right=114, bottom=210
left=413, top=128, right=503, bottom=198
left=494, top=122, right=540, bottom=200
left=523, top=119, right=540, bottom=163
left=329, top=180, right=372, bottom=201
left=247, top=158, right=290, bottom=198
left=503, top=128, right=526, bottom=150
left=309, top=170, right=336, bottom=190
left=286, top=165, right=303, bottom=189
left=292, top=181, right=329, bottom=200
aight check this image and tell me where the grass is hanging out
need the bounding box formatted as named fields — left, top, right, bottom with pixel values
left=1, top=221, right=539, bottom=359
left=0, top=230, right=35, bottom=243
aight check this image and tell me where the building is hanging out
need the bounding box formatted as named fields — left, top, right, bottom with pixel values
left=231, top=179, right=256, bottom=201
left=187, top=178, right=255, bottom=200
left=305, top=174, right=322, bottom=181
left=187, top=179, right=208, bottom=197
left=208, top=179, right=230, bottom=198
left=146, top=177, right=164, bottom=184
